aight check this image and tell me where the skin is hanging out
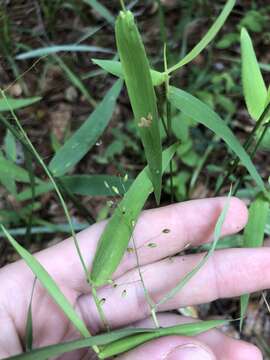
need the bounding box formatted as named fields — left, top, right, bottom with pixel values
left=0, top=197, right=267, bottom=359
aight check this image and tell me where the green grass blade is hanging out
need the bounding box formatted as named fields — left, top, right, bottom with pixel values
left=99, top=319, right=228, bottom=358
left=16, top=45, right=112, bottom=60
left=7, top=328, right=154, bottom=360
left=241, top=28, right=267, bottom=120
left=83, top=0, right=114, bottom=25
left=168, top=86, right=265, bottom=191
left=240, top=194, right=269, bottom=330
left=115, top=11, right=162, bottom=203
left=16, top=175, right=132, bottom=201
left=90, top=143, right=178, bottom=287
left=49, top=79, right=122, bottom=177
left=0, top=96, right=41, bottom=112
left=92, top=59, right=167, bottom=86
left=157, top=188, right=232, bottom=307
left=7, top=319, right=226, bottom=360
left=168, top=0, right=235, bottom=73
left=1, top=225, right=90, bottom=338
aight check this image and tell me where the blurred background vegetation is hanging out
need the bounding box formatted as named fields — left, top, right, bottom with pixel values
left=0, top=0, right=270, bottom=356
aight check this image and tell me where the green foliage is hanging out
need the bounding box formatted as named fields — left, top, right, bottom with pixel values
left=1, top=225, right=91, bottom=338
left=168, top=86, right=265, bottom=191
left=1, top=1, right=270, bottom=358
left=241, top=27, right=267, bottom=120
left=49, top=79, right=122, bottom=177
left=115, top=10, right=162, bottom=203
left=0, top=96, right=41, bottom=112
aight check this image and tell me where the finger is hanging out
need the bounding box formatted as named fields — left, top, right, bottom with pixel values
left=79, top=247, right=270, bottom=331
left=33, top=197, right=247, bottom=292
left=117, top=313, right=262, bottom=360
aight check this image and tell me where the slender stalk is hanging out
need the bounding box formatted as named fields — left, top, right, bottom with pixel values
left=0, top=90, right=100, bottom=352
left=91, top=285, right=110, bottom=332
left=155, top=0, right=167, bottom=44
left=0, top=91, right=89, bottom=277
left=119, top=0, right=126, bottom=11
left=131, top=233, right=159, bottom=328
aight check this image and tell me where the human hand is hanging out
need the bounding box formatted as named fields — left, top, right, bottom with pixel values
left=0, top=197, right=266, bottom=359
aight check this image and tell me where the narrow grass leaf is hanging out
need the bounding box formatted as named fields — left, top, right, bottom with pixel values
left=92, top=59, right=167, bottom=86
left=16, top=45, right=112, bottom=60
left=157, top=188, right=232, bottom=307
left=168, top=0, right=235, bottom=73
left=16, top=175, right=132, bottom=201
left=90, top=143, right=178, bottom=287
left=83, top=0, right=114, bottom=24
left=241, top=28, right=267, bottom=120
left=49, top=79, right=122, bottom=177
left=240, top=194, right=269, bottom=330
left=1, top=226, right=90, bottom=338
left=115, top=11, right=162, bottom=203
left=7, top=328, right=154, bottom=360
left=7, top=320, right=226, bottom=360
left=168, top=86, right=265, bottom=191
left=0, top=97, right=41, bottom=112
left=99, top=319, right=228, bottom=358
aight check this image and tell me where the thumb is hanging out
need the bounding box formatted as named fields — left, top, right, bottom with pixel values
left=116, top=336, right=216, bottom=360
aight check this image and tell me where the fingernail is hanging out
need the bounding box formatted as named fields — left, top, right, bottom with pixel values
left=165, top=344, right=214, bottom=360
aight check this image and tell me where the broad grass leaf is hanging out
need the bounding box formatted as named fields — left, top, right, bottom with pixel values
left=168, top=0, right=235, bottom=73
left=168, top=86, right=265, bottom=191
left=49, top=79, right=123, bottom=177
left=92, top=59, right=167, bottom=86
left=0, top=97, right=41, bottom=112
left=241, top=28, right=267, bottom=120
left=16, top=175, right=132, bottom=201
left=1, top=226, right=90, bottom=338
left=99, top=319, right=228, bottom=358
left=115, top=11, right=162, bottom=203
